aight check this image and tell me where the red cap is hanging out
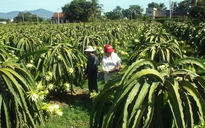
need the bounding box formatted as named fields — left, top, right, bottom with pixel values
left=104, top=44, right=114, bottom=53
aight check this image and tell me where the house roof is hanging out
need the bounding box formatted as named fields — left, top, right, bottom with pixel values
left=51, top=12, right=65, bottom=18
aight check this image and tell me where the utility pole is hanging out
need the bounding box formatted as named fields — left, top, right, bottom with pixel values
left=57, top=8, right=59, bottom=24
left=36, top=14, right=38, bottom=24
left=130, top=9, right=132, bottom=20
left=169, top=0, right=172, bottom=20
left=22, top=13, right=24, bottom=23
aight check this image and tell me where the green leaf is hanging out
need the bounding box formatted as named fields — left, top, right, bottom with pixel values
left=1, top=85, right=10, bottom=128
left=125, top=69, right=164, bottom=86
left=181, top=80, right=205, bottom=123
left=90, top=86, right=118, bottom=128
left=129, top=80, right=150, bottom=127
left=122, top=82, right=141, bottom=128
left=162, top=90, right=169, bottom=108
left=103, top=80, right=138, bottom=128
left=179, top=89, right=194, bottom=128
left=194, top=76, right=205, bottom=91
left=1, top=68, right=36, bottom=127
left=142, top=82, right=159, bottom=128
left=120, top=59, right=157, bottom=85
left=166, top=80, right=186, bottom=128
left=174, top=57, right=205, bottom=71
left=19, top=46, right=49, bottom=61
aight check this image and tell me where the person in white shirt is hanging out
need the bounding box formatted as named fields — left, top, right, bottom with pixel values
left=102, top=44, right=122, bottom=83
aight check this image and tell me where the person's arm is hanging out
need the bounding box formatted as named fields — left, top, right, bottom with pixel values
left=108, top=65, right=121, bottom=73
left=84, top=65, right=88, bottom=79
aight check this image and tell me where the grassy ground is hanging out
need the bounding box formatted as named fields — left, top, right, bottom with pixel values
left=41, top=74, right=105, bottom=128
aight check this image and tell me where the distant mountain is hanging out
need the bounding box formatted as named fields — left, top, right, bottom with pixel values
left=0, top=9, right=54, bottom=19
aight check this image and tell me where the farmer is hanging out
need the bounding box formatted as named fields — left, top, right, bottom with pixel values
left=84, top=46, right=99, bottom=93
left=102, top=44, right=122, bottom=83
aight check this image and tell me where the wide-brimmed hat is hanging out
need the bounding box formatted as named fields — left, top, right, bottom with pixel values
left=104, top=44, right=114, bottom=53
left=84, top=46, right=95, bottom=52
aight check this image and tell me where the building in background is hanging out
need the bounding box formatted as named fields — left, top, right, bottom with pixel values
left=146, top=8, right=189, bottom=19
left=0, top=21, right=7, bottom=24
left=51, top=12, right=69, bottom=24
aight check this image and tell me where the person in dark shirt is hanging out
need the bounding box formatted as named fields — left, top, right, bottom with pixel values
left=84, top=46, right=99, bottom=93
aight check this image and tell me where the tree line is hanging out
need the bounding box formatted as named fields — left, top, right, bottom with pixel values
left=13, top=12, right=45, bottom=23
left=62, top=0, right=205, bottom=22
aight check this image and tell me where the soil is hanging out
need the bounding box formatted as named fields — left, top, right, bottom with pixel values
left=47, top=89, right=90, bottom=106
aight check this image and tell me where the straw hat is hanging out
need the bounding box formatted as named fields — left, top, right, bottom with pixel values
left=84, top=46, right=95, bottom=52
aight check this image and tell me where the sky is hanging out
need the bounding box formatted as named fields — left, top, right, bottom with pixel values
left=0, top=0, right=182, bottom=13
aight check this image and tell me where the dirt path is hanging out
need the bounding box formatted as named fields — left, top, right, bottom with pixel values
left=47, top=89, right=90, bottom=105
